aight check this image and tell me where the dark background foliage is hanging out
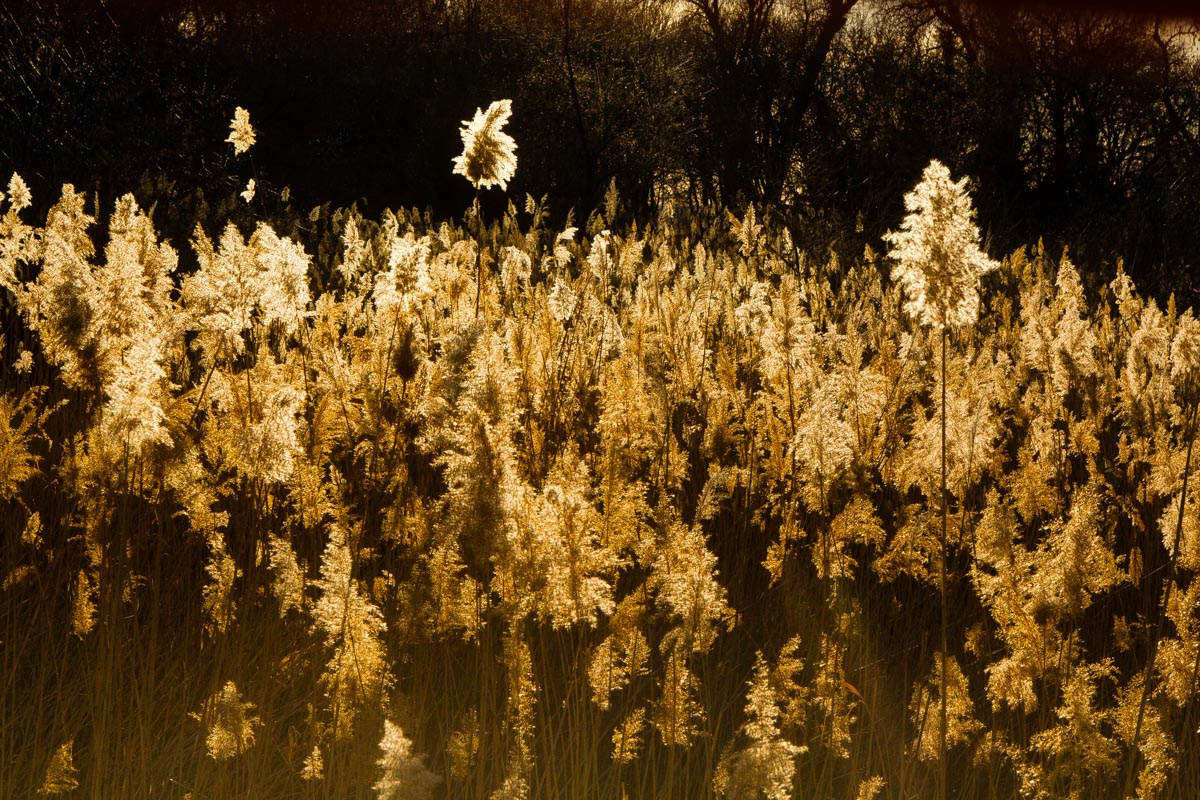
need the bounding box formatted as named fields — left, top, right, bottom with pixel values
left=4, top=0, right=1200, bottom=298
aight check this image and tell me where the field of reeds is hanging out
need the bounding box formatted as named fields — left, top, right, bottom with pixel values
left=3, top=105, right=1200, bottom=800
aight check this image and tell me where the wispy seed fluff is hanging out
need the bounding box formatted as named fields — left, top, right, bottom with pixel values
left=7, top=172, right=31, bottom=212
left=38, top=740, right=79, bottom=795
left=373, top=720, right=440, bottom=800
left=226, top=106, right=256, bottom=155
left=1170, top=309, right=1200, bottom=391
left=885, top=160, right=997, bottom=330
left=713, top=652, right=803, bottom=800
left=452, top=99, right=517, bottom=191
left=198, top=681, right=260, bottom=761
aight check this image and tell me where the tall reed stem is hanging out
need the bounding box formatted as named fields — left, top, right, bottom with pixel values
left=473, top=193, right=483, bottom=318
left=940, top=326, right=949, bottom=800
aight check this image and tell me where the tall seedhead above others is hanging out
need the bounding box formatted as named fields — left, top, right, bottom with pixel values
left=885, top=158, right=995, bottom=800
left=452, top=99, right=517, bottom=191
left=885, top=160, right=997, bottom=330
left=227, top=106, right=256, bottom=155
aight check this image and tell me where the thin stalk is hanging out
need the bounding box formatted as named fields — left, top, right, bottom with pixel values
left=186, top=340, right=226, bottom=430
left=473, top=193, right=483, bottom=318
left=940, top=326, right=949, bottom=800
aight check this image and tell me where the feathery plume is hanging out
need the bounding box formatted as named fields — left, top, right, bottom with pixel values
left=101, top=334, right=171, bottom=451
left=909, top=654, right=980, bottom=762
left=452, top=100, right=517, bottom=191
left=312, top=525, right=388, bottom=739
left=855, top=777, right=886, bottom=800
left=227, top=106, right=256, bottom=155
left=713, top=653, right=803, bottom=800
left=650, top=521, right=732, bottom=653
left=71, top=569, right=96, bottom=638
left=12, top=349, right=32, bottom=373
left=268, top=534, right=306, bottom=617
left=812, top=633, right=857, bottom=758
left=589, top=595, right=649, bottom=708
left=547, top=278, right=577, bottom=323
left=198, top=682, right=260, bottom=761
left=7, top=172, right=31, bottom=213
left=655, top=636, right=703, bottom=747
left=201, top=532, right=238, bottom=635
left=0, top=391, right=39, bottom=501
left=1029, top=661, right=1119, bottom=795
left=1171, top=309, right=1200, bottom=396
left=252, top=223, right=312, bottom=336
left=0, top=173, right=37, bottom=293
left=612, top=706, right=647, bottom=765
left=301, top=745, right=324, bottom=781
left=885, top=160, right=997, bottom=330
left=23, top=185, right=100, bottom=389
left=38, top=741, right=79, bottom=795
left=373, top=720, right=440, bottom=800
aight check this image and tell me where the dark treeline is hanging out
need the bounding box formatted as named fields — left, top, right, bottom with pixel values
left=4, top=0, right=1200, bottom=298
